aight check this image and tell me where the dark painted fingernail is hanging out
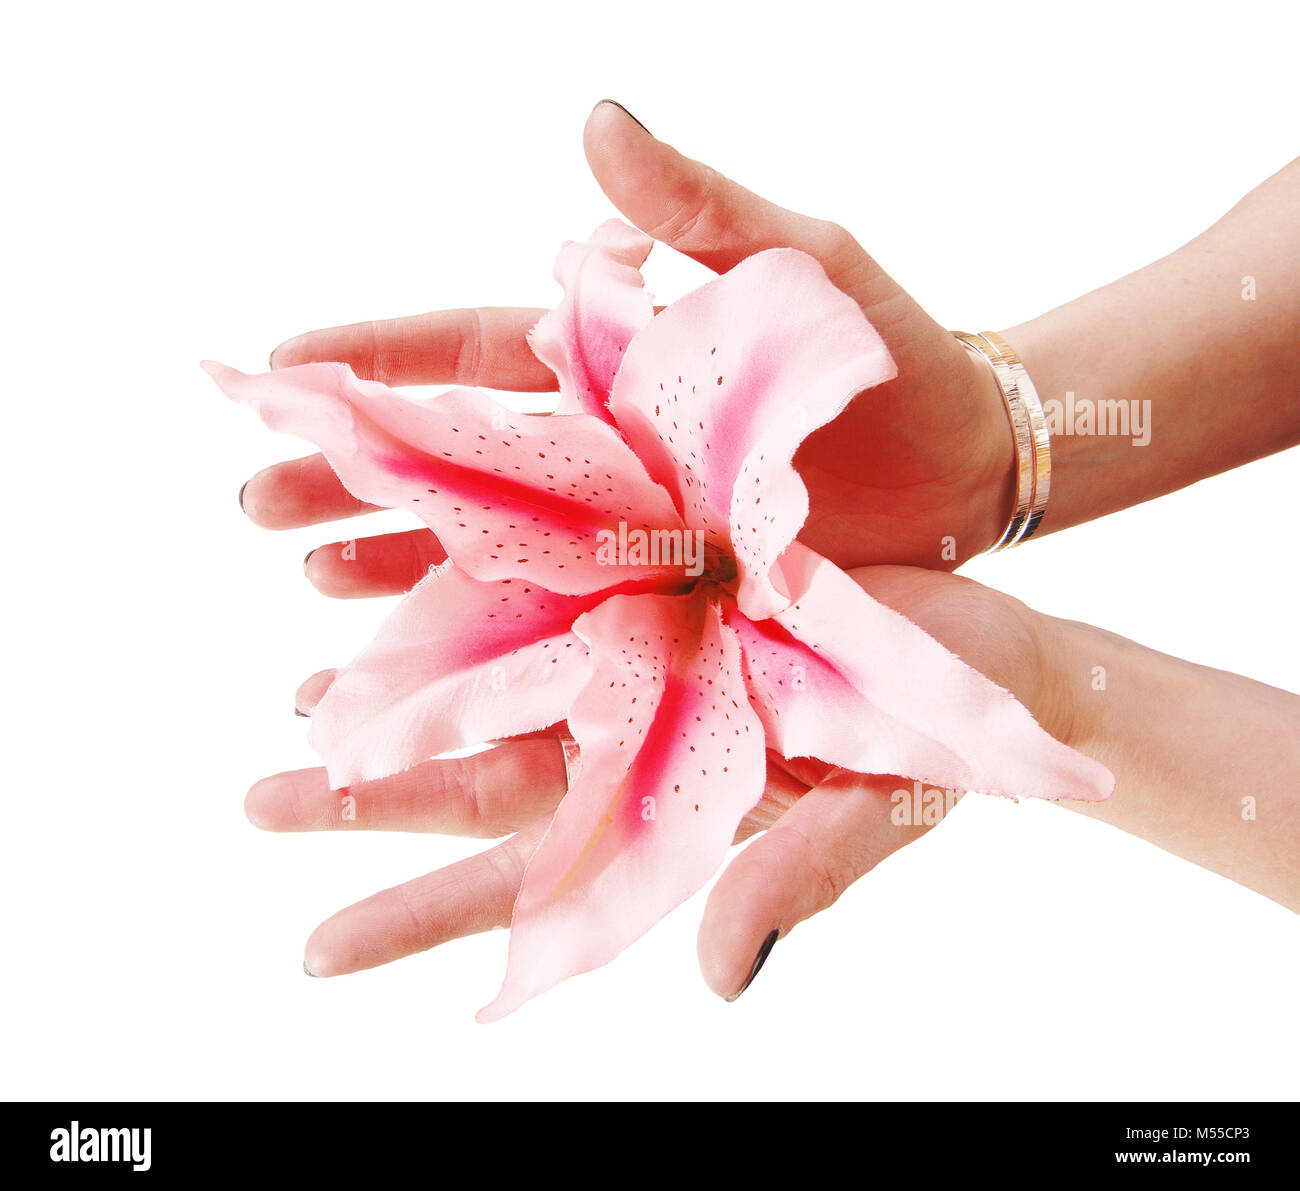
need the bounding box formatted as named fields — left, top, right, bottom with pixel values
left=303, top=548, right=317, bottom=574
left=238, top=480, right=249, bottom=511
left=726, top=929, right=779, bottom=1002
left=303, top=960, right=319, bottom=978
left=294, top=706, right=309, bottom=718
left=596, top=99, right=651, bottom=136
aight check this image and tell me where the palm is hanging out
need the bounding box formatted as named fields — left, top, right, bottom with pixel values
left=798, top=346, right=1009, bottom=570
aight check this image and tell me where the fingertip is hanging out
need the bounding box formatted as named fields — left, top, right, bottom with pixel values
left=302, top=541, right=358, bottom=598
left=235, top=464, right=291, bottom=529
left=589, top=98, right=652, bottom=136
left=269, top=333, right=307, bottom=370
left=302, top=545, right=322, bottom=585
left=698, top=909, right=781, bottom=1001
left=245, top=765, right=337, bottom=832
left=303, top=929, right=339, bottom=979
left=294, top=669, right=336, bottom=717
left=725, top=929, right=779, bottom=1002
left=304, top=900, right=383, bottom=979
left=697, top=924, right=749, bottom=999
left=244, top=775, right=284, bottom=831
left=238, top=455, right=376, bottom=532
left=698, top=862, right=784, bottom=998
left=583, top=98, right=660, bottom=181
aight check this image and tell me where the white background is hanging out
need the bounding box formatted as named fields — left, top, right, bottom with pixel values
left=3, top=0, right=1297, bottom=1101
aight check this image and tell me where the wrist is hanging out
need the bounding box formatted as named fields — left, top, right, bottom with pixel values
left=961, top=346, right=1019, bottom=556
left=998, top=310, right=1134, bottom=537
left=1020, top=606, right=1099, bottom=753
left=1024, top=607, right=1148, bottom=791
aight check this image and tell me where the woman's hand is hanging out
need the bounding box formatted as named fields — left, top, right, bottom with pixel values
left=239, top=101, right=1016, bottom=593
left=246, top=567, right=1057, bottom=998
left=248, top=554, right=1300, bottom=996
left=240, top=115, right=1300, bottom=589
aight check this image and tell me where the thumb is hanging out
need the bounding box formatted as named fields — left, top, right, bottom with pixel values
left=697, top=770, right=939, bottom=1000
left=583, top=100, right=922, bottom=326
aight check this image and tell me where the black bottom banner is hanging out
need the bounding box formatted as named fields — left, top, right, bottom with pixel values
left=4, top=1100, right=1291, bottom=1179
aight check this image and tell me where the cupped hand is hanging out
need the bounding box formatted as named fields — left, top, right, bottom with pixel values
left=238, top=101, right=1013, bottom=596
left=247, top=567, right=1063, bottom=1000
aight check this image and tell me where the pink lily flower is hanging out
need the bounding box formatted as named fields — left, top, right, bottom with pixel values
left=204, top=220, right=1113, bottom=1021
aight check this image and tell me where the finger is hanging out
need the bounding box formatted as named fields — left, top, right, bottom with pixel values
left=298, top=766, right=813, bottom=978
left=239, top=452, right=378, bottom=530
left=303, top=529, right=446, bottom=598
left=304, top=821, right=547, bottom=977
left=698, top=771, right=943, bottom=1000
left=249, top=728, right=807, bottom=842
left=734, top=754, right=806, bottom=841
left=270, top=306, right=556, bottom=391
left=246, top=736, right=569, bottom=837
left=293, top=668, right=336, bottom=717
left=584, top=101, right=918, bottom=321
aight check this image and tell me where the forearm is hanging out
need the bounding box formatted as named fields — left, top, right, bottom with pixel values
left=1001, top=156, right=1300, bottom=535
left=1041, top=611, right=1300, bottom=911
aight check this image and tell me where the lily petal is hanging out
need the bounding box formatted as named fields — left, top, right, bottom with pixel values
left=528, top=220, right=656, bottom=423
left=727, top=544, right=1114, bottom=802
left=203, top=360, right=683, bottom=594
left=310, top=562, right=607, bottom=787
left=478, top=590, right=767, bottom=1022
left=608, top=249, right=895, bottom=619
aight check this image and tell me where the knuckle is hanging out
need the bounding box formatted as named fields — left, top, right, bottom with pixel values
left=649, top=166, right=720, bottom=248
left=482, top=837, right=527, bottom=894
left=810, top=218, right=861, bottom=265
left=815, top=858, right=856, bottom=908
left=394, top=880, right=436, bottom=948
left=450, top=308, right=485, bottom=386
left=436, top=756, right=493, bottom=833
left=782, top=822, right=856, bottom=912
left=363, top=320, right=391, bottom=385
left=365, top=318, right=421, bottom=386
left=401, top=530, right=438, bottom=586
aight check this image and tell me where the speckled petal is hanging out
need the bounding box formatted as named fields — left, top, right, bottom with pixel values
left=478, top=590, right=766, bottom=1021
left=728, top=544, right=1114, bottom=802
left=311, top=562, right=607, bottom=786
left=203, top=359, right=684, bottom=595
left=528, top=220, right=655, bottom=422
left=608, top=249, right=895, bottom=619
